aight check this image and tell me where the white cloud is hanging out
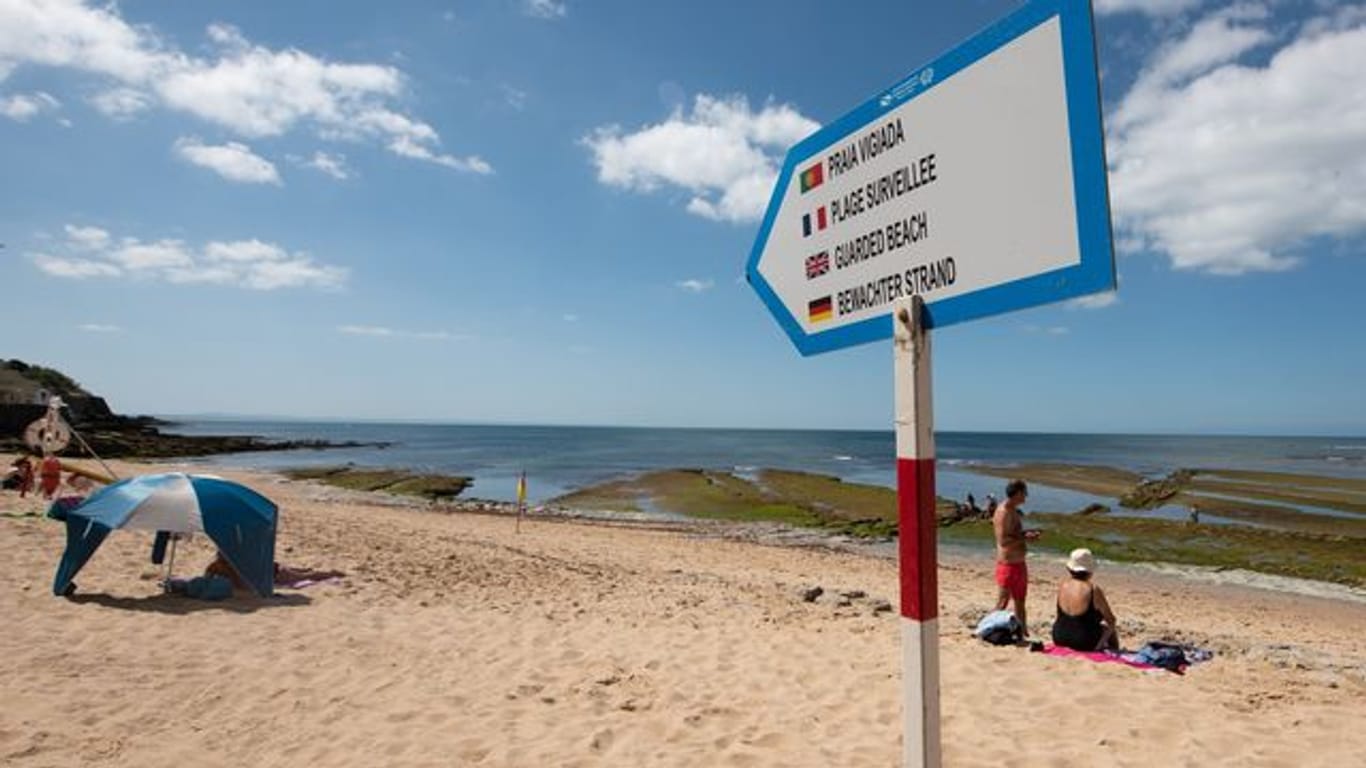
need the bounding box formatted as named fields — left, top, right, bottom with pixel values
left=0, top=1, right=489, bottom=172
left=0, top=90, right=59, bottom=120
left=501, top=84, right=527, bottom=111
left=64, top=223, right=109, bottom=251
left=339, top=325, right=393, bottom=337
left=676, top=278, right=714, bottom=293
left=303, top=150, right=350, bottom=180
left=1108, top=10, right=1366, bottom=275
left=30, top=224, right=347, bottom=290
left=110, top=238, right=193, bottom=270
left=240, top=256, right=346, bottom=290
left=584, top=94, right=819, bottom=223
left=1067, top=292, right=1120, bottom=310
left=1094, top=0, right=1203, bottom=16
left=338, top=325, right=457, bottom=340
left=524, top=0, right=567, bottom=20
left=77, top=323, right=121, bottom=333
left=174, top=138, right=281, bottom=184
left=204, top=239, right=286, bottom=263
left=387, top=134, right=492, bottom=174
left=31, top=253, right=120, bottom=278
left=89, top=86, right=150, bottom=119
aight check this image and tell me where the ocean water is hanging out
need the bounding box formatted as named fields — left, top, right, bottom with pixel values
left=164, top=420, right=1366, bottom=519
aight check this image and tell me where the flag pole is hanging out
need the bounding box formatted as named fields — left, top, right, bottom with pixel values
left=515, top=470, right=527, bottom=533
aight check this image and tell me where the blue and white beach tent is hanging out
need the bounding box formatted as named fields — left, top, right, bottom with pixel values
left=53, top=473, right=278, bottom=597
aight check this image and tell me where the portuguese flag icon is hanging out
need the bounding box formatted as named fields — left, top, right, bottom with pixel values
left=808, top=295, right=833, bottom=323
left=799, top=163, right=824, bottom=193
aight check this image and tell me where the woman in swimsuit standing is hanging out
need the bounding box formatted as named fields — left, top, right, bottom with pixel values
left=1051, top=548, right=1119, bottom=651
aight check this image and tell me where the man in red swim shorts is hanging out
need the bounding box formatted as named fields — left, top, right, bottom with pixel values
left=993, top=479, right=1041, bottom=638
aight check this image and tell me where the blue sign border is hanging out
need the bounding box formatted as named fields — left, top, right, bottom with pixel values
left=746, top=0, right=1115, bottom=356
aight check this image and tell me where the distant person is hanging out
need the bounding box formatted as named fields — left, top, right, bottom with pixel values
left=993, top=479, right=1040, bottom=637
left=985, top=494, right=998, bottom=516
left=38, top=455, right=62, bottom=499
left=966, top=493, right=980, bottom=515
left=1051, top=548, right=1119, bottom=651
left=204, top=552, right=248, bottom=590
left=5, top=457, right=34, bottom=496
left=1188, top=504, right=1201, bottom=524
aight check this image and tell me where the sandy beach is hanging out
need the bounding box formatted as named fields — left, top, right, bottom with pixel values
left=2, top=460, right=1364, bottom=767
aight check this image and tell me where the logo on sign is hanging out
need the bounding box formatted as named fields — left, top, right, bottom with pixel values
left=805, top=251, right=829, bottom=280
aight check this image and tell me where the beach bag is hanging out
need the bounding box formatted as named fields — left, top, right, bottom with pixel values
left=1136, top=642, right=1188, bottom=671
left=975, top=610, right=1023, bottom=646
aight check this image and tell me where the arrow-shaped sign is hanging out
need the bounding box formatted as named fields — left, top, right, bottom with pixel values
left=747, top=0, right=1115, bottom=356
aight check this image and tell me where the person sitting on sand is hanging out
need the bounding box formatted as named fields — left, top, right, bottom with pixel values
left=1051, top=548, right=1119, bottom=652
left=204, top=552, right=248, bottom=590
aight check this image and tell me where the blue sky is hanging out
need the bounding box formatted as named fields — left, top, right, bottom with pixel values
left=1, top=0, right=1363, bottom=435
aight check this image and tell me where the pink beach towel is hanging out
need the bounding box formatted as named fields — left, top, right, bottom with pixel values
left=1042, top=645, right=1164, bottom=672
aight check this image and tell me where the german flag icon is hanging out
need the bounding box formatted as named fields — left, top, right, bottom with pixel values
left=808, top=295, right=833, bottom=323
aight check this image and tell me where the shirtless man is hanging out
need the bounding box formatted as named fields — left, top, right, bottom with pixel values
left=993, top=479, right=1040, bottom=637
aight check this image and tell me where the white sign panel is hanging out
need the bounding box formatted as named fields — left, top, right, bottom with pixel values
left=747, top=0, right=1114, bottom=355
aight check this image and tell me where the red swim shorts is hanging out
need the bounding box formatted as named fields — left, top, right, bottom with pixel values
left=995, top=561, right=1028, bottom=602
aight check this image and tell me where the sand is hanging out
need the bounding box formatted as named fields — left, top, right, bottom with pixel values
left=2, top=460, right=1364, bottom=767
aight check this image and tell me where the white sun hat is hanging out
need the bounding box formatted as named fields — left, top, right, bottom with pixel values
left=1065, top=548, right=1096, bottom=574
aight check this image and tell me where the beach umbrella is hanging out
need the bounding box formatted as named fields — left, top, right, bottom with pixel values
left=52, top=473, right=277, bottom=597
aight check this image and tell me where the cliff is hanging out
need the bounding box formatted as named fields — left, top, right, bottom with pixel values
left=0, top=359, right=375, bottom=459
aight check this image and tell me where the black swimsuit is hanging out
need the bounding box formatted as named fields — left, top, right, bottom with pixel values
left=1052, top=587, right=1105, bottom=651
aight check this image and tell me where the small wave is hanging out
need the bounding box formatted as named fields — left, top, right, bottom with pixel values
left=733, top=465, right=758, bottom=473
left=833, top=455, right=854, bottom=462
left=1329, top=445, right=1366, bottom=451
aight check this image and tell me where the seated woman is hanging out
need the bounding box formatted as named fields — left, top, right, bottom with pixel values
left=204, top=551, right=248, bottom=590
left=1051, top=548, right=1119, bottom=651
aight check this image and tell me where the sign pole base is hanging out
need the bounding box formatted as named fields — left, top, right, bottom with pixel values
left=894, top=296, right=940, bottom=768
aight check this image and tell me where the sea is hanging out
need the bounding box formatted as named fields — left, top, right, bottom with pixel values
left=163, top=420, right=1366, bottom=522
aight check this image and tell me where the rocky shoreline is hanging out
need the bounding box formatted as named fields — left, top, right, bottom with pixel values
left=0, top=414, right=384, bottom=460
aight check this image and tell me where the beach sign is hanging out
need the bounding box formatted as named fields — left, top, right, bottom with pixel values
left=746, top=0, right=1115, bottom=356
left=745, top=2, right=1113, bottom=767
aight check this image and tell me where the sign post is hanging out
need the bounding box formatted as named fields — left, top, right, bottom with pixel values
left=745, top=2, right=1114, bottom=765
left=895, top=296, right=939, bottom=766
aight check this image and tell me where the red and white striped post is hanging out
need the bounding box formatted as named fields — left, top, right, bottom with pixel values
left=894, top=295, right=940, bottom=767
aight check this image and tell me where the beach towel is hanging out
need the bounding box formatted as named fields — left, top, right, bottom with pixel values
left=1042, top=645, right=1164, bottom=671
left=274, top=565, right=346, bottom=589
left=1043, top=642, right=1214, bottom=674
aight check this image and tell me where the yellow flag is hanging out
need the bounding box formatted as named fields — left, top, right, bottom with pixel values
left=516, top=472, right=527, bottom=505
